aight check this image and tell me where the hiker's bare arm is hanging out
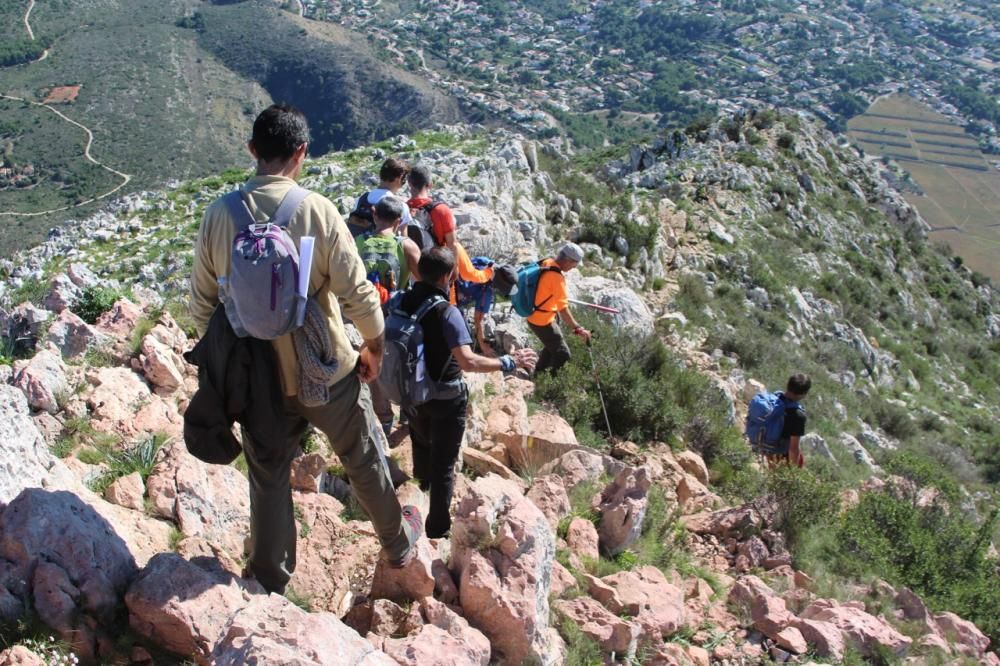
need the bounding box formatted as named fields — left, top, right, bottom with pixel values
left=452, top=345, right=536, bottom=373
left=559, top=308, right=591, bottom=341
left=358, top=334, right=384, bottom=383
left=788, top=435, right=801, bottom=465
left=403, top=239, right=422, bottom=283
left=444, top=230, right=458, bottom=252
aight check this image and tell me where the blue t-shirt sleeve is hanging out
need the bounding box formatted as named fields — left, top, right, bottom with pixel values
left=441, top=304, right=473, bottom=350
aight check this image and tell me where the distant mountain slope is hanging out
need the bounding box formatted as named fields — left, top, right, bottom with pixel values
left=0, top=0, right=462, bottom=254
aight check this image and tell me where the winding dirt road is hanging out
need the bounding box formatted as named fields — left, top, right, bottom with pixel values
left=1, top=1, right=133, bottom=217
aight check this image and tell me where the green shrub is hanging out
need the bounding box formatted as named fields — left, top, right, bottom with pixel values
left=76, top=286, right=126, bottom=324
left=533, top=312, right=735, bottom=448
left=556, top=616, right=603, bottom=666
left=834, top=493, right=1000, bottom=645
left=764, top=466, right=840, bottom=551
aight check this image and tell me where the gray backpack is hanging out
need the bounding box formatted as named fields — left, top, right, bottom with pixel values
left=220, top=186, right=310, bottom=340
left=378, top=292, right=464, bottom=410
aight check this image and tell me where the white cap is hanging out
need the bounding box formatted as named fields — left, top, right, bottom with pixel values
left=558, top=242, right=584, bottom=263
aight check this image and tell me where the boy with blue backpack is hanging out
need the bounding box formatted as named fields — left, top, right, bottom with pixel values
left=745, top=374, right=811, bottom=467
left=380, top=247, right=536, bottom=537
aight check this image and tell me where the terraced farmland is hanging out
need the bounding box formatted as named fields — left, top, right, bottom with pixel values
left=848, top=95, right=1000, bottom=281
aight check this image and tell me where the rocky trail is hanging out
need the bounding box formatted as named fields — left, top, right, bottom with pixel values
left=0, top=115, right=997, bottom=664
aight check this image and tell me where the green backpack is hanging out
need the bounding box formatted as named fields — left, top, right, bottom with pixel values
left=356, top=233, right=407, bottom=304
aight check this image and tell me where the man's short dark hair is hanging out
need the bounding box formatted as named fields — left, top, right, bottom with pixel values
left=374, top=195, right=405, bottom=224
left=251, top=104, right=310, bottom=162
left=419, top=246, right=455, bottom=284
left=380, top=158, right=410, bottom=183
left=787, top=373, right=812, bottom=396
left=407, top=164, right=432, bottom=191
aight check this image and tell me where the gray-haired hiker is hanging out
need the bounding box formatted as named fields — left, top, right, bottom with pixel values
left=189, top=104, right=422, bottom=594
left=527, top=242, right=592, bottom=375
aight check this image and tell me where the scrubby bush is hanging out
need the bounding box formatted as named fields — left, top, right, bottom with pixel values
left=76, top=286, right=126, bottom=324
left=532, top=312, right=736, bottom=450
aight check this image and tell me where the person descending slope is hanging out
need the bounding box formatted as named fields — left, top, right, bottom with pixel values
left=357, top=195, right=421, bottom=437
left=189, top=105, right=424, bottom=591
left=347, top=158, right=413, bottom=238
left=745, top=373, right=811, bottom=467
left=380, top=247, right=536, bottom=538
left=520, top=242, right=592, bottom=375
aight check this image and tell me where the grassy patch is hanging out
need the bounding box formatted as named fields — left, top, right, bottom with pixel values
left=86, top=433, right=167, bottom=495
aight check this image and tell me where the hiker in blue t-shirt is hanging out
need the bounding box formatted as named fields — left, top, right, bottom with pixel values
left=774, top=373, right=811, bottom=467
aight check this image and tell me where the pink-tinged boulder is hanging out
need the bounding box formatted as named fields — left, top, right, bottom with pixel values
left=736, top=536, right=770, bottom=572
left=682, top=504, right=763, bottom=540
left=892, top=586, right=937, bottom=634
left=751, top=594, right=794, bottom=638
left=686, top=645, right=710, bottom=665
left=131, top=395, right=183, bottom=440
left=483, top=392, right=528, bottom=447
left=0, top=646, right=46, bottom=666
left=462, top=447, right=523, bottom=486
left=775, top=626, right=808, bottom=654
left=0, top=386, right=73, bottom=504
left=86, top=367, right=152, bottom=430
left=934, top=611, right=990, bottom=657
left=538, top=448, right=625, bottom=488
left=104, top=471, right=145, bottom=511
left=792, top=617, right=845, bottom=661
left=12, top=347, right=68, bottom=414
left=591, top=566, right=686, bottom=641
left=526, top=474, right=571, bottom=530
left=126, top=552, right=261, bottom=661
left=289, top=453, right=328, bottom=493
left=511, top=412, right=580, bottom=469
left=918, top=633, right=952, bottom=656
left=555, top=596, right=640, bottom=657
left=211, top=593, right=395, bottom=665
left=139, top=333, right=185, bottom=392
left=676, top=473, right=717, bottom=514
left=565, top=517, right=600, bottom=562
left=375, top=597, right=491, bottom=666
left=728, top=575, right=776, bottom=607
left=288, top=491, right=375, bottom=614
left=801, top=598, right=911, bottom=657
left=370, top=536, right=436, bottom=603
left=43, top=275, right=80, bottom=314
left=175, top=537, right=242, bottom=577
left=550, top=561, right=577, bottom=598
left=450, top=474, right=564, bottom=665
left=94, top=298, right=143, bottom=339
left=0, top=489, right=140, bottom=660
left=593, top=466, right=651, bottom=556
left=144, top=441, right=249, bottom=558
left=46, top=309, right=107, bottom=359
left=675, top=450, right=709, bottom=485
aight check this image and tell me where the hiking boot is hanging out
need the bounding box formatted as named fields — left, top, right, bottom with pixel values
left=388, top=504, right=423, bottom=568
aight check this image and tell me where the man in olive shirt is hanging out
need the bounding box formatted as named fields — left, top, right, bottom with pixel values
left=189, top=105, right=420, bottom=593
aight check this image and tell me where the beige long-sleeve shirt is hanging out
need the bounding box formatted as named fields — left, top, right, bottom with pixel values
left=190, top=175, right=384, bottom=396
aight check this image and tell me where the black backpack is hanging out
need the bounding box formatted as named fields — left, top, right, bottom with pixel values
left=407, top=200, right=445, bottom=251
left=347, top=192, right=376, bottom=239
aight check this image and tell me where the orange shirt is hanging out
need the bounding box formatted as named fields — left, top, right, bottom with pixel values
left=449, top=242, right=493, bottom=304
left=527, top=259, right=567, bottom=326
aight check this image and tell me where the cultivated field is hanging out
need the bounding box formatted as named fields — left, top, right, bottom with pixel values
left=848, top=95, right=1000, bottom=281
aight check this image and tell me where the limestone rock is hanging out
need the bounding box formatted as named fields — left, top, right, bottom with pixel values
left=144, top=440, right=249, bottom=558
left=139, top=333, right=185, bottom=392
left=94, top=298, right=143, bottom=340
left=0, top=646, right=46, bottom=666
left=375, top=597, right=491, bottom=666
left=565, top=517, right=600, bottom=562
left=590, top=566, right=687, bottom=641
left=525, top=474, right=571, bottom=530
left=12, top=347, right=68, bottom=414
left=682, top=504, right=763, bottom=540
left=801, top=598, right=911, bottom=657
left=289, top=453, right=328, bottom=493
left=104, top=471, right=145, bottom=511
left=555, top=596, right=639, bottom=657
left=450, top=475, right=563, bottom=665
left=675, top=450, right=709, bottom=485
left=593, top=466, right=651, bottom=556
left=370, top=537, right=435, bottom=603
left=46, top=309, right=105, bottom=359
left=537, top=449, right=625, bottom=488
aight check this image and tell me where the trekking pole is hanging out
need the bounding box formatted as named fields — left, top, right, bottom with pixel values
left=586, top=338, right=614, bottom=441
left=569, top=298, right=621, bottom=315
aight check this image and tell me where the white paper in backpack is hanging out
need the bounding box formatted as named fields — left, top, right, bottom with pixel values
left=295, top=236, right=315, bottom=327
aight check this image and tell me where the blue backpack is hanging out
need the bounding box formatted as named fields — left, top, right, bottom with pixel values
left=745, top=391, right=801, bottom=453
left=510, top=261, right=561, bottom=318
